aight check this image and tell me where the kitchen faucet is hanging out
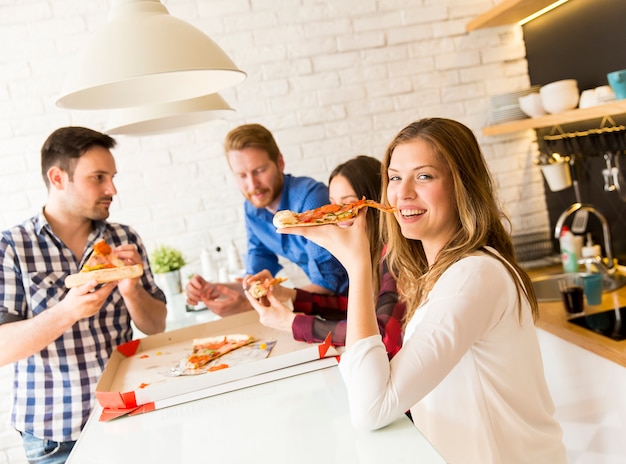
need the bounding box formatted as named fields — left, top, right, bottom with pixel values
left=554, top=202, right=626, bottom=291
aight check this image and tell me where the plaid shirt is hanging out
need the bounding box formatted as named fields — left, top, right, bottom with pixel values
left=0, top=211, right=165, bottom=442
left=291, top=259, right=406, bottom=358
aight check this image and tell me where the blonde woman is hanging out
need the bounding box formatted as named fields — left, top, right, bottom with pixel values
left=278, top=118, right=566, bottom=464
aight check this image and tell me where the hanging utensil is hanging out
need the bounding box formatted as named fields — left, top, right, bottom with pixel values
left=614, top=151, right=626, bottom=201
left=603, top=151, right=617, bottom=191
left=614, top=130, right=626, bottom=202
left=571, top=209, right=588, bottom=234
left=563, top=136, right=582, bottom=203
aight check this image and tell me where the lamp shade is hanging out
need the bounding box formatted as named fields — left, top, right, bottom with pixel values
left=56, top=0, right=246, bottom=110
left=105, top=93, right=234, bottom=135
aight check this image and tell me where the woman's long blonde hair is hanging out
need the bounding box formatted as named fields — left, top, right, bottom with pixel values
left=380, top=118, right=538, bottom=325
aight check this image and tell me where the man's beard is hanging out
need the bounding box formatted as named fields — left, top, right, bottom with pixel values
left=246, top=188, right=275, bottom=209
left=90, top=196, right=113, bottom=220
left=247, top=174, right=283, bottom=209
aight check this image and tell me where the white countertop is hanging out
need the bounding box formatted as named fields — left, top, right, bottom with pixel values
left=67, top=365, right=445, bottom=463
left=67, top=291, right=626, bottom=463
left=71, top=295, right=445, bottom=463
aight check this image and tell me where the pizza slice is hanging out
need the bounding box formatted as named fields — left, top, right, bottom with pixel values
left=82, top=240, right=122, bottom=271
left=64, top=239, right=144, bottom=288
left=246, top=276, right=288, bottom=299
left=185, top=334, right=255, bottom=371
left=273, top=197, right=396, bottom=228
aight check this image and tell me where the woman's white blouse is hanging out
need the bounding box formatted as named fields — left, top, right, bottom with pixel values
left=338, top=250, right=567, bottom=464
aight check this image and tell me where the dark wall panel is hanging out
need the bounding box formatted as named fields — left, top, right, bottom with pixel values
left=523, top=0, right=626, bottom=263
left=524, top=0, right=626, bottom=91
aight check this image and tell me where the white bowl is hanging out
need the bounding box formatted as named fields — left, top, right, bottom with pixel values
left=540, top=79, right=579, bottom=114
left=578, top=89, right=598, bottom=109
left=594, top=85, right=616, bottom=102
left=518, top=93, right=546, bottom=117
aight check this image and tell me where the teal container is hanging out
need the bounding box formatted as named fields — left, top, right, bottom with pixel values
left=607, top=69, right=626, bottom=100
left=582, top=273, right=603, bottom=306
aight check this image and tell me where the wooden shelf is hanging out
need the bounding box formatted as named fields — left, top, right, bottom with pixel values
left=466, top=0, right=556, bottom=31
left=483, top=100, right=626, bottom=136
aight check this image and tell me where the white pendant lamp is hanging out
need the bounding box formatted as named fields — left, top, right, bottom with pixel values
left=105, top=93, right=234, bottom=135
left=56, top=0, right=246, bottom=110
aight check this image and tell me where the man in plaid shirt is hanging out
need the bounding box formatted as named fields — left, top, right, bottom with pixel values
left=0, top=127, right=167, bottom=463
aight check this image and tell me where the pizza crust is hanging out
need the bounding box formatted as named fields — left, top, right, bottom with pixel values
left=248, top=282, right=270, bottom=299
left=272, top=210, right=299, bottom=228
left=64, top=264, right=144, bottom=288
left=272, top=210, right=338, bottom=228
left=246, top=277, right=288, bottom=299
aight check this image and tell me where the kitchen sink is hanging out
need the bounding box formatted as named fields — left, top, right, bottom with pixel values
left=531, top=272, right=593, bottom=302
left=531, top=265, right=626, bottom=302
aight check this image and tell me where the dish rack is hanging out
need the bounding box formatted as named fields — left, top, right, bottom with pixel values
left=512, top=231, right=558, bottom=268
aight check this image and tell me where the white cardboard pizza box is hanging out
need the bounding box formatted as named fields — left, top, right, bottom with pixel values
left=95, top=310, right=340, bottom=420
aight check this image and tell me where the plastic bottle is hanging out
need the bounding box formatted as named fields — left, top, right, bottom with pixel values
left=559, top=226, right=579, bottom=273
left=227, top=240, right=243, bottom=276
left=215, top=246, right=229, bottom=282
left=581, top=233, right=601, bottom=273
left=200, top=248, right=216, bottom=281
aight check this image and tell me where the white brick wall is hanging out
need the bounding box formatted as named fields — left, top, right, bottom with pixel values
left=0, top=0, right=551, bottom=460
left=0, top=0, right=549, bottom=268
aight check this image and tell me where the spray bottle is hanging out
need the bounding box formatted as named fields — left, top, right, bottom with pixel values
left=581, top=233, right=601, bottom=273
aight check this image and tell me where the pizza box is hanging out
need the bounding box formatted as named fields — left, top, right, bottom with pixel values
left=95, top=310, right=340, bottom=421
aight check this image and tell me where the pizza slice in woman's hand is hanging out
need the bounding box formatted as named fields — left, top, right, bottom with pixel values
left=273, top=197, right=396, bottom=228
left=64, top=239, right=144, bottom=288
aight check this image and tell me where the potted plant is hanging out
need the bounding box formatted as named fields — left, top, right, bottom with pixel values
left=150, top=245, right=187, bottom=294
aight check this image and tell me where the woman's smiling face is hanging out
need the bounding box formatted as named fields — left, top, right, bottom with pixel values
left=386, top=139, right=458, bottom=264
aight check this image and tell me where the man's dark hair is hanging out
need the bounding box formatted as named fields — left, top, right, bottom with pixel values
left=40, top=127, right=116, bottom=188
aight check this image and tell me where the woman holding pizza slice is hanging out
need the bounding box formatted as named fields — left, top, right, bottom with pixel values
left=245, top=155, right=405, bottom=358
left=274, top=119, right=566, bottom=464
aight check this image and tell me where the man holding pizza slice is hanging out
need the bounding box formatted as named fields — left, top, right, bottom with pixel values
left=0, top=127, right=167, bottom=463
left=186, top=123, right=348, bottom=316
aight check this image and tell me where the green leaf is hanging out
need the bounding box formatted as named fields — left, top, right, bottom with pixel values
left=149, top=245, right=187, bottom=273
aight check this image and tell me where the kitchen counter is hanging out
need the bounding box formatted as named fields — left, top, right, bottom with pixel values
left=66, top=277, right=626, bottom=463
left=529, top=265, right=626, bottom=367
left=68, top=300, right=446, bottom=463
left=67, top=365, right=445, bottom=463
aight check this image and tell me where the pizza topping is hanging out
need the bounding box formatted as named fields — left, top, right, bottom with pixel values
left=273, top=197, right=396, bottom=228
left=185, top=334, right=254, bottom=371
left=208, top=364, right=229, bottom=372
left=81, top=239, right=123, bottom=272
left=93, top=240, right=112, bottom=255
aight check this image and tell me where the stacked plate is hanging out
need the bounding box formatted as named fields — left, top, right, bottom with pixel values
left=488, top=85, right=542, bottom=124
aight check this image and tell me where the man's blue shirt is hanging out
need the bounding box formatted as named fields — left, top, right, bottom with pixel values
left=244, top=174, right=348, bottom=294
